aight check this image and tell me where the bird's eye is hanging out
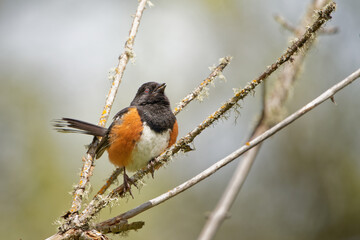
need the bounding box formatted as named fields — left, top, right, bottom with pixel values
left=144, top=88, right=150, bottom=94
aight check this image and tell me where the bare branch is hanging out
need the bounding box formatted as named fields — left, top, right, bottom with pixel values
left=98, top=0, right=148, bottom=126
left=95, top=167, right=123, bottom=196
left=274, top=14, right=297, bottom=32
left=98, top=67, right=360, bottom=232
left=173, top=56, right=232, bottom=116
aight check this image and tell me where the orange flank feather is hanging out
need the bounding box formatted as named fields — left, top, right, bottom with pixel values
left=168, top=120, right=178, bottom=147
left=107, top=108, right=143, bottom=168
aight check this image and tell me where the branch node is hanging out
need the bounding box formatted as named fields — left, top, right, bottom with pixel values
left=330, top=96, right=337, bottom=105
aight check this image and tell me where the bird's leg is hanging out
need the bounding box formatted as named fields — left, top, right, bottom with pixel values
left=147, top=158, right=156, bottom=178
left=123, top=167, right=137, bottom=198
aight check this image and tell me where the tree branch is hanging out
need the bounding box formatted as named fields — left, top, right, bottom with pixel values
left=173, top=56, right=232, bottom=116
left=274, top=14, right=297, bottom=32
left=95, top=167, right=123, bottom=197
left=69, top=0, right=148, bottom=214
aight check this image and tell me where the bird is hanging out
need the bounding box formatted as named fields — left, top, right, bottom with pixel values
left=54, top=82, right=178, bottom=197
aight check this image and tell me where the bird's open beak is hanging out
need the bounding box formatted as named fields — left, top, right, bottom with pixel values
left=156, top=83, right=166, bottom=93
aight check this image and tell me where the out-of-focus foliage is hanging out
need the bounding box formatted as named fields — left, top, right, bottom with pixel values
left=0, top=79, right=70, bottom=238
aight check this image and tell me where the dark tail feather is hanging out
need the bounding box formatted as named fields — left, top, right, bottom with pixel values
left=53, top=118, right=107, bottom=137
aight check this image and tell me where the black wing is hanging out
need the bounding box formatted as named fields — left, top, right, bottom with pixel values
left=95, top=107, right=131, bottom=159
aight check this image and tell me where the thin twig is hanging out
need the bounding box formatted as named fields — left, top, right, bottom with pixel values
left=274, top=14, right=297, bottom=32
left=98, top=0, right=148, bottom=126
left=173, top=56, right=232, bottom=116
left=76, top=3, right=336, bottom=225
left=97, top=67, right=360, bottom=231
left=95, top=168, right=123, bottom=196
left=93, top=56, right=232, bottom=196
left=274, top=14, right=337, bottom=35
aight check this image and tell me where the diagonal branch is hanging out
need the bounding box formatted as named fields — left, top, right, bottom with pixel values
left=97, top=68, right=360, bottom=232
left=95, top=167, right=123, bottom=197
left=69, top=0, right=148, bottom=215
left=77, top=2, right=336, bottom=226
left=173, top=56, right=232, bottom=116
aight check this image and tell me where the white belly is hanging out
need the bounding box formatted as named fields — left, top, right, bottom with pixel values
left=127, top=123, right=170, bottom=172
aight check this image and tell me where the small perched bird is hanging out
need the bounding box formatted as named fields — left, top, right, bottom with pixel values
left=54, top=82, right=178, bottom=196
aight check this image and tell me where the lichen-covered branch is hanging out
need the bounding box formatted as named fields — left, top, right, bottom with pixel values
left=69, top=0, right=148, bottom=216
left=95, top=168, right=123, bottom=196
left=173, top=56, right=232, bottom=115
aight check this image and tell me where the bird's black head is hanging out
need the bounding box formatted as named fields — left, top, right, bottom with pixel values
left=130, top=82, right=170, bottom=106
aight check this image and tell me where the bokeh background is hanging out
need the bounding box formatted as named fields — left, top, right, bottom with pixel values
left=1, top=0, right=359, bottom=239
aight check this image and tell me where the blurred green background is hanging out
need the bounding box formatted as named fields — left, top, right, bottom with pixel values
left=1, top=0, right=359, bottom=239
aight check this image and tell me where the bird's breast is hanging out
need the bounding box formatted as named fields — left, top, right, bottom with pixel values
left=107, top=107, right=177, bottom=172
left=128, top=123, right=171, bottom=172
